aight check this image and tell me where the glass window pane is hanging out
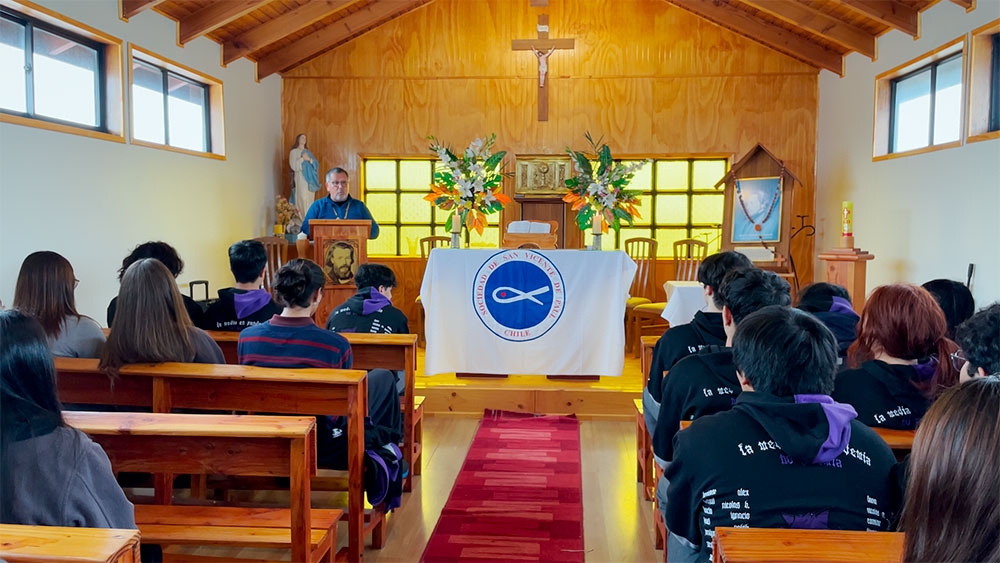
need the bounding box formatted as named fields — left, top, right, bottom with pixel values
left=32, top=27, right=97, bottom=126
left=166, top=74, right=206, bottom=152
left=933, top=56, right=963, bottom=145
left=132, top=60, right=164, bottom=145
left=691, top=193, right=724, bottom=225
left=368, top=226, right=397, bottom=256
left=631, top=193, right=653, bottom=226
left=584, top=229, right=614, bottom=250
left=893, top=69, right=931, bottom=153
left=400, top=160, right=432, bottom=191
left=365, top=160, right=396, bottom=191
left=365, top=193, right=397, bottom=223
left=655, top=160, right=688, bottom=191
left=620, top=228, right=653, bottom=249
left=692, top=160, right=726, bottom=190
left=691, top=227, right=722, bottom=255
left=655, top=194, right=689, bottom=224
left=469, top=226, right=499, bottom=248
left=400, top=226, right=431, bottom=256
left=654, top=228, right=689, bottom=258
left=623, top=160, right=652, bottom=191
left=400, top=192, right=431, bottom=223
left=0, top=17, right=26, bottom=113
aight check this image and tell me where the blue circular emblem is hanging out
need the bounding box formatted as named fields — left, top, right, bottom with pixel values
left=472, top=249, right=566, bottom=342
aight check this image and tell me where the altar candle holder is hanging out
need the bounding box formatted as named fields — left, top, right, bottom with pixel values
left=840, top=201, right=855, bottom=249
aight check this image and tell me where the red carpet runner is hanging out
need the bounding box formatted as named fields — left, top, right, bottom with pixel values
left=421, top=410, right=584, bottom=562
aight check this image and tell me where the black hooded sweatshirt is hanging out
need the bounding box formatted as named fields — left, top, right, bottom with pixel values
left=664, top=392, right=897, bottom=562
left=832, top=360, right=932, bottom=430
left=653, top=347, right=739, bottom=462
left=326, top=287, right=409, bottom=334
left=200, top=288, right=282, bottom=332
left=796, top=295, right=859, bottom=369
left=646, top=311, right=727, bottom=403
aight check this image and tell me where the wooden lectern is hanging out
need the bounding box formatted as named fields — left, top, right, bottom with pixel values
left=303, top=219, right=371, bottom=324
left=819, top=239, right=874, bottom=311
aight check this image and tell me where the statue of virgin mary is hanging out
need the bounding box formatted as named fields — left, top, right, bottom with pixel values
left=289, top=133, right=320, bottom=217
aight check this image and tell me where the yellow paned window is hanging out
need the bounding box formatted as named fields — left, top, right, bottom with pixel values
left=365, top=160, right=397, bottom=191
left=400, top=193, right=431, bottom=223
left=655, top=194, right=689, bottom=224
left=368, top=226, right=397, bottom=255
left=400, top=160, right=432, bottom=191
left=655, top=161, right=688, bottom=191
left=692, top=160, right=726, bottom=189
left=365, top=193, right=398, bottom=223
left=691, top=194, right=724, bottom=224
left=654, top=228, right=690, bottom=258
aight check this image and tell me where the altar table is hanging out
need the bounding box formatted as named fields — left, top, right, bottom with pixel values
left=420, top=248, right=637, bottom=377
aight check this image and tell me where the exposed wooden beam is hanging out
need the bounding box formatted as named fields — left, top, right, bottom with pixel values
left=178, top=0, right=272, bottom=45
left=739, top=0, right=876, bottom=59
left=120, top=0, right=167, bottom=20
left=950, top=0, right=974, bottom=11
left=832, top=0, right=919, bottom=37
left=223, top=0, right=360, bottom=65
left=256, top=0, right=432, bottom=79
left=664, top=0, right=844, bottom=75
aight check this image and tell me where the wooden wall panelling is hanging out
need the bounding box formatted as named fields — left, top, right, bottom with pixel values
left=282, top=0, right=819, bottom=287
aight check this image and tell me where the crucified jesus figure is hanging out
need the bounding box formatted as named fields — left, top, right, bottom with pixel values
left=532, top=46, right=555, bottom=88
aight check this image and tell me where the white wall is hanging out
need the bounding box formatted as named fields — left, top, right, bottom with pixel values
left=816, top=1, right=1000, bottom=307
left=0, top=0, right=283, bottom=324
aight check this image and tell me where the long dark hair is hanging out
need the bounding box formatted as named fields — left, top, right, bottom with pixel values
left=900, top=377, right=1000, bottom=562
left=117, top=241, right=184, bottom=282
left=12, top=251, right=82, bottom=338
left=100, top=259, right=193, bottom=375
left=273, top=259, right=324, bottom=309
left=848, top=284, right=959, bottom=395
left=1, top=310, right=64, bottom=445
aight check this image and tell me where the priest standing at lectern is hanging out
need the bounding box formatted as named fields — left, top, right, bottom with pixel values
left=300, top=167, right=380, bottom=239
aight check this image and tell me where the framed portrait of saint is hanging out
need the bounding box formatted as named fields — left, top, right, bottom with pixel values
left=731, top=177, right=782, bottom=243
left=321, top=239, right=359, bottom=285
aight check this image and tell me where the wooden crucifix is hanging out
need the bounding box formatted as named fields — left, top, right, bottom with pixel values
left=511, top=14, right=574, bottom=121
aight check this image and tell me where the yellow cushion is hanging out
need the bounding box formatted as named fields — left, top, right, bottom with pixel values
left=634, top=302, right=666, bottom=314
left=626, top=297, right=652, bottom=309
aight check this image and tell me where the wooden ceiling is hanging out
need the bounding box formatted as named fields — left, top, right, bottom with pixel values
left=121, top=0, right=973, bottom=79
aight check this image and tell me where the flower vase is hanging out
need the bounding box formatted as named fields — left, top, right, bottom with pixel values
left=590, top=217, right=603, bottom=251
left=450, top=217, right=462, bottom=249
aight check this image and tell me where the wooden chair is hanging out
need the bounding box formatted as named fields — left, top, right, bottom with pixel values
left=501, top=220, right=559, bottom=249
left=634, top=335, right=658, bottom=501
left=630, top=239, right=709, bottom=357
left=417, top=236, right=451, bottom=347
left=66, top=412, right=337, bottom=563
left=0, top=524, right=140, bottom=563
left=254, top=236, right=289, bottom=292
left=54, top=359, right=371, bottom=562
left=711, top=527, right=904, bottom=563
left=623, top=238, right=658, bottom=354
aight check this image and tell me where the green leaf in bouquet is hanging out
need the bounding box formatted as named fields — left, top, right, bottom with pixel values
left=598, top=144, right=612, bottom=176
left=483, top=151, right=505, bottom=171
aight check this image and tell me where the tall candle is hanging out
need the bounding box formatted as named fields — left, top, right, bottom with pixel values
left=841, top=201, right=853, bottom=236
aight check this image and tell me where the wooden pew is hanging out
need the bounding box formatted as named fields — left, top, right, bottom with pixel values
left=205, top=329, right=424, bottom=491
left=634, top=335, right=659, bottom=501
left=678, top=421, right=916, bottom=454
left=0, top=524, right=140, bottom=563
left=55, top=359, right=371, bottom=562
left=711, top=527, right=904, bottom=563
left=66, top=412, right=337, bottom=563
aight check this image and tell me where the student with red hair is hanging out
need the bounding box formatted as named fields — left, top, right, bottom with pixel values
left=832, top=284, right=958, bottom=430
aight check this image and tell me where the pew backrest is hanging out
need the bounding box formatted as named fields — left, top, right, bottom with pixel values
left=0, top=524, right=140, bottom=563
left=711, top=527, right=904, bottom=563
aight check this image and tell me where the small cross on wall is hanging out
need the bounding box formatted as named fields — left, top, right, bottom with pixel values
left=511, top=13, right=574, bottom=121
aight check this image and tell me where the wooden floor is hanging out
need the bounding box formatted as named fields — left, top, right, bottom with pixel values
left=166, top=416, right=659, bottom=562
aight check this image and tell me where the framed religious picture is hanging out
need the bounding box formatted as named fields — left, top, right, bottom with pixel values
left=321, top=238, right=359, bottom=285
left=514, top=156, right=571, bottom=197
left=731, top=176, right=782, bottom=243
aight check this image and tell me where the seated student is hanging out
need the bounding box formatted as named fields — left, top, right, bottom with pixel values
left=0, top=310, right=134, bottom=528
left=832, top=284, right=958, bottom=430
left=653, top=268, right=791, bottom=466
left=237, top=259, right=403, bottom=466
left=921, top=279, right=974, bottom=339
left=107, top=241, right=205, bottom=327
left=664, top=306, right=898, bottom=563
left=899, top=377, right=999, bottom=562
left=795, top=282, right=859, bottom=369
left=644, top=250, right=754, bottom=434
left=13, top=251, right=105, bottom=358
left=954, top=302, right=1000, bottom=381
left=100, top=259, right=224, bottom=376
left=200, top=240, right=281, bottom=331
left=326, top=263, right=408, bottom=334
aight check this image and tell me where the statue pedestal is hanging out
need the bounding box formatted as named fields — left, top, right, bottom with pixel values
left=818, top=242, right=874, bottom=310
